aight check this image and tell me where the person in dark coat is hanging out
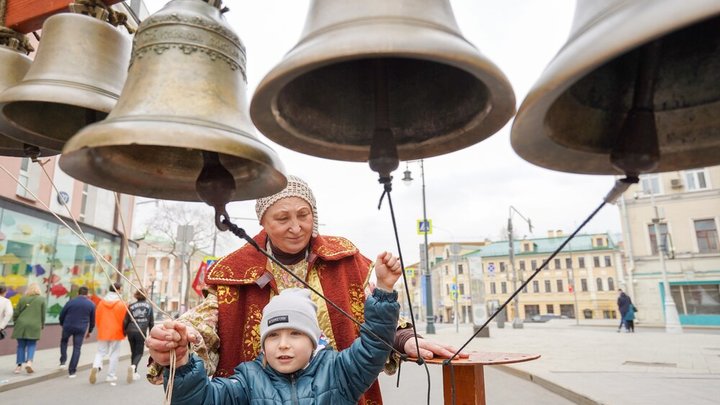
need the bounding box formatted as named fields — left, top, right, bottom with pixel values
left=59, top=286, right=96, bottom=377
left=617, top=289, right=633, bottom=332
left=123, top=289, right=154, bottom=383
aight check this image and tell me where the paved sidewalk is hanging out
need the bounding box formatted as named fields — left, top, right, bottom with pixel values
left=422, top=320, right=720, bottom=405
left=2, top=321, right=719, bottom=405
left=0, top=340, right=133, bottom=392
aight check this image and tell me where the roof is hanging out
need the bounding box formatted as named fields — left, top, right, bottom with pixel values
left=466, top=233, right=617, bottom=259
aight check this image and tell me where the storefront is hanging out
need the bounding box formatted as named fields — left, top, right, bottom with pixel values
left=0, top=198, right=127, bottom=326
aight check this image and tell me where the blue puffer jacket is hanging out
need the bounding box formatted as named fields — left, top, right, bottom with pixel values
left=166, top=289, right=399, bottom=405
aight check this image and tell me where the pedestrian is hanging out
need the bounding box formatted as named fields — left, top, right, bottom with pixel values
left=0, top=284, right=13, bottom=342
left=59, top=286, right=96, bottom=378
left=617, top=289, right=633, bottom=332
left=124, top=289, right=154, bottom=383
left=146, top=175, right=466, bottom=404
left=164, top=249, right=401, bottom=404
left=90, top=282, right=127, bottom=386
left=624, top=303, right=636, bottom=333
left=12, top=283, right=45, bottom=374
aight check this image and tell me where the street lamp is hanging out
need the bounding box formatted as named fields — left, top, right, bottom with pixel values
left=508, top=206, right=533, bottom=329
left=645, top=189, right=683, bottom=333
left=402, top=159, right=435, bottom=334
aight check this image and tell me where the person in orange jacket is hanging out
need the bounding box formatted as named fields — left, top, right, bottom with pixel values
left=90, top=282, right=127, bottom=386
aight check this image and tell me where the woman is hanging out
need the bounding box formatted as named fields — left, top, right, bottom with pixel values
left=12, top=283, right=45, bottom=374
left=124, top=289, right=154, bottom=383
left=146, top=175, right=464, bottom=404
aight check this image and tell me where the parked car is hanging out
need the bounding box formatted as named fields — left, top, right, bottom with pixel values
left=529, top=314, right=568, bottom=322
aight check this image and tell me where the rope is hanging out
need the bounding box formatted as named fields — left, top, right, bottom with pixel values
left=376, top=177, right=432, bottom=405
left=221, top=217, right=404, bottom=358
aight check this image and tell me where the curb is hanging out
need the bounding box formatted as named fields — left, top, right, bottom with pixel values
left=495, top=364, right=605, bottom=405
left=0, top=353, right=132, bottom=393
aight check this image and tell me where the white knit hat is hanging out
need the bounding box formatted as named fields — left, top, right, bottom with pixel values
left=255, top=175, right=319, bottom=237
left=260, top=288, right=322, bottom=350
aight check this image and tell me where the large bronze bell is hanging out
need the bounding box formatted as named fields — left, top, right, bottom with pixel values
left=250, top=0, right=516, bottom=162
left=60, top=0, right=286, bottom=210
left=0, top=7, right=131, bottom=152
left=511, top=0, right=720, bottom=175
left=0, top=32, right=54, bottom=157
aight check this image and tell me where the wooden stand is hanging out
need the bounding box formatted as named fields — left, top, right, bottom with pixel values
left=3, top=0, right=123, bottom=33
left=423, top=352, right=540, bottom=405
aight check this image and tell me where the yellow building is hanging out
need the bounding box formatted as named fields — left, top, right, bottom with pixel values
left=463, top=232, right=622, bottom=322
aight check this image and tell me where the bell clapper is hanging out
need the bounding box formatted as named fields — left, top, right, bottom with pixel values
left=610, top=40, right=663, bottom=177
left=195, top=151, right=235, bottom=231
left=368, top=60, right=399, bottom=186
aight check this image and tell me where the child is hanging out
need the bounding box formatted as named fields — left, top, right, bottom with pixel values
left=165, top=252, right=402, bottom=404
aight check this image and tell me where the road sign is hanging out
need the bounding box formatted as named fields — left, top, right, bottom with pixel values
left=487, top=263, right=495, bottom=275
left=417, top=219, right=433, bottom=235
left=450, top=290, right=458, bottom=300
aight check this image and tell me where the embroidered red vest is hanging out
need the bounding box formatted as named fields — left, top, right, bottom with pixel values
left=205, top=230, right=382, bottom=405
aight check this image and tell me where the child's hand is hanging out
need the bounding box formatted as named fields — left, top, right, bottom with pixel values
left=149, top=321, right=200, bottom=367
left=375, top=252, right=401, bottom=292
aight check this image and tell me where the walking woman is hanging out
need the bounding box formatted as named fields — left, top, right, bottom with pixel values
left=124, top=289, right=154, bottom=383
left=12, top=283, right=46, bottom=373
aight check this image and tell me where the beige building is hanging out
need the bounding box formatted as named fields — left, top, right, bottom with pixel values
left=467, top=232, right=622, bottom=323
left=618, top=165, right=720, bottom=326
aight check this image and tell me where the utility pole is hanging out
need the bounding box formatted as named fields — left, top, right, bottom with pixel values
left=649, top=192, right=682, bottom=333
left=508, top=206, right=533, bottom=329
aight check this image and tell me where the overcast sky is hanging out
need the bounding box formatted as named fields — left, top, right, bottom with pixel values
left=136, top=0, right=623, bottom=264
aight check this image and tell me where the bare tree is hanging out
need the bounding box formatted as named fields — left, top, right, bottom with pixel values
left=138, top=201, right=217, bottom=309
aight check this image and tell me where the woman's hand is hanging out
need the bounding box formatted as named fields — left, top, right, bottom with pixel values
left=145, top=321, right=200, bottom=367
left=374, top=252, right=402, bottom=292
left=404, top=337, right=470, bottom=360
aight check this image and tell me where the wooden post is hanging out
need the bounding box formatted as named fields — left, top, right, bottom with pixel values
left=3, top=0, right=123, bottom=33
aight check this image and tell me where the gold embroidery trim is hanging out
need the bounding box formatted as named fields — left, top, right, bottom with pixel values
left=307, top=265, right=337, bottom=349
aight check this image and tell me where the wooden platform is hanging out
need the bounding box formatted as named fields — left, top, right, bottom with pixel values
left=421, top=352, right=541, bottom=405
left=4, top=0, right=123, bottom=33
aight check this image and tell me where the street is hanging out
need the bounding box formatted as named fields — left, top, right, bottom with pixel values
left=2, top=357, right=571, bottom=404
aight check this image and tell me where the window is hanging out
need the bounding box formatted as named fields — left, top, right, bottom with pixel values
left=445, top=265, right=449, bottom=275
left=459, top=284, right=465, bottom=295
left=532, top=280, right=539, bottom=293
left=565, top=258, right=572, bottom=268
left=670, top=283, right=720, bottom=315
left=578, top=257, right=585, bottom=268
left=544, top=280, right=551, bottom=292
left=640, top=174, right=661, bottom=195
left=554, top=258, right=561, bottom=269
left=596, top=277, right=604, bottom=291
left=458, top=264, right=464, bottom=274
left=519, top=260, right=526, bottom=271
left=500, top=262, right=506, bottom=272
left=524, top=305, right=540, bottom=318
left=79, top=183, right=89, bottom=222
left=490, top=282, right=496, bottom=294
left=648, top=223, right=669, bottom=255
left=546, top=304, right=554, bottom=314
left=608, top=277, right=615, bottom=291
left=695, top=219, right=719, bottom=253
left=557, top=279, right=563, bottom=292
left=593, top=256, right=600, bottom=267
left=523, top=242, right=531, bottom=252
left=604, top=256, right=612, bottom=267
left=501, top=282, right=507, bottom=294
left=684, top=169, right=708, bottom=191
left=446, top=285, right=450, bottom=295
left=16, top=158, right=39, bottom=200
left=581, top=279, right=588, bottom=292
left=531, top=260, right=537, bottom=270
left=595, top=237, right=605, bottom=247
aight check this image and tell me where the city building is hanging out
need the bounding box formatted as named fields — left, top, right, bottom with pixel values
left=466, top=232, right=623, bottom=322
left=132, top=238, right=209, bottom=315
left=618, top=165, right=720, bottom=326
